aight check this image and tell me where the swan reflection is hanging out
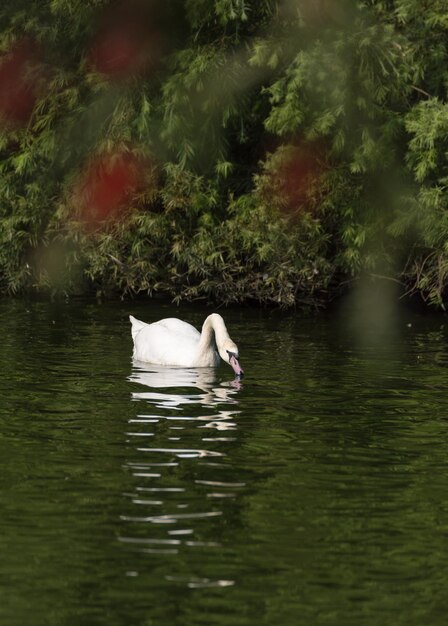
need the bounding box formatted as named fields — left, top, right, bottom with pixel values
left=121, top=359, right=242, bottom=588
left=129, top=360, right=242, bottom=414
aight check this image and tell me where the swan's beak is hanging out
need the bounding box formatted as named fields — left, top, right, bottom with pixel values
left=230, top=355, right=244, bottom=378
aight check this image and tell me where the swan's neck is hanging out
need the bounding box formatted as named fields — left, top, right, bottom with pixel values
left=197, top=314, right=230, bottom=356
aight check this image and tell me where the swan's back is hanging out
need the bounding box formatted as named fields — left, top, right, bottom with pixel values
left=129, top=315, right=216, bottom=367
left=154, top=318, right=201, bottom=339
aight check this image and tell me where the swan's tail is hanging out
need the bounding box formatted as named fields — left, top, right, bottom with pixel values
left=129, top=315, right=147, bottom=341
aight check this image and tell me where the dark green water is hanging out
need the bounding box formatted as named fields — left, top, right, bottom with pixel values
left=1, top=297, right=448, bottom=626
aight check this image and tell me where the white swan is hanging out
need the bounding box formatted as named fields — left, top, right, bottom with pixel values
left=129, top=313, right=244, bottom=377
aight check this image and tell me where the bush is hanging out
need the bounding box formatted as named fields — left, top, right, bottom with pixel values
left=1, top=1, right=448, bottom=307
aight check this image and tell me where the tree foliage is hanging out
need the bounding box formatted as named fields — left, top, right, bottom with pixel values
left=1, top=0, right=448, bottom=306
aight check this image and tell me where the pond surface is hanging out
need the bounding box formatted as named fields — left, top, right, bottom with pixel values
left=1, top=296, right=448, bottom=626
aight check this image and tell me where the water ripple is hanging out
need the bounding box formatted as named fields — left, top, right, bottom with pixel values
left=121, top=360, right=243, bottom=587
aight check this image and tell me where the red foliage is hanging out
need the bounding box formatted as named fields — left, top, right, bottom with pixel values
left=76, top=151, right=146, bottom=227
left=276, top=142, right=327, bottom=214
left=88, top=1, right=161, bottom=80
left=0, top=38, right=44, bottom=127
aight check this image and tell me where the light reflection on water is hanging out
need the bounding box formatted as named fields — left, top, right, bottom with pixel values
left=121, top=361, right=243, bottom=587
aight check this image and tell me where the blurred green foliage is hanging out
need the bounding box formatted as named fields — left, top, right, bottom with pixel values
left=1, top=0, right=448, bottom=306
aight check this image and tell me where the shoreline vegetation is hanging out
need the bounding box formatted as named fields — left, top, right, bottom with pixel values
left=1, top=1, right=448, bottom=308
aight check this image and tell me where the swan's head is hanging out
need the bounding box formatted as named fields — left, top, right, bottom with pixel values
left=218, top=340, right=244, bottom=378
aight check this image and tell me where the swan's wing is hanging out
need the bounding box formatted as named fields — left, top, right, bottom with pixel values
left=131, top=317, right=201, bottom=366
